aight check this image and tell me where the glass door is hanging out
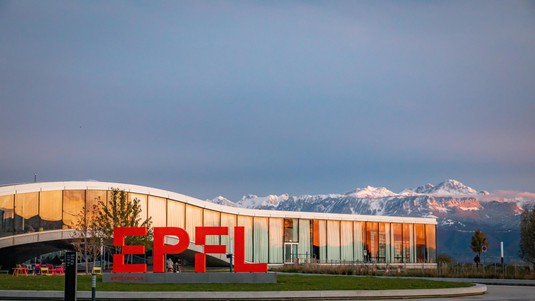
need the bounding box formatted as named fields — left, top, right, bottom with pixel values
left=284, top=243, right=298, bottom=263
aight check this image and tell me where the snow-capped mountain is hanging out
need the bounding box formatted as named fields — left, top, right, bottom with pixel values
left=208, top=180, right=534, bottom=263
left=345, top=186, right=396, bottom=198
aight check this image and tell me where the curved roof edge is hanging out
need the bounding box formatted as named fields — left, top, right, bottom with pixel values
left=0, top=181, right=437, bottom=224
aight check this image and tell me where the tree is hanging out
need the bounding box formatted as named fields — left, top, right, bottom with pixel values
left=470, top=229, right=488, bottom=256
left=72, top=204, right=102, bottom=274
left=519, top=207, right=535, bottom=264
left=94, top=188, right=153, bottom=254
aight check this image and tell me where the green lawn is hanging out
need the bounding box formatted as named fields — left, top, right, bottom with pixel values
left=0, top=274, right=472, bottom=291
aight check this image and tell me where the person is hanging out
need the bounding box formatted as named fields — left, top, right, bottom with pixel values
left=474, top=254, right=480, bottom=268
left=166, top=257, right=174, bottom=272
left=174, top=258, right=182, bottom=273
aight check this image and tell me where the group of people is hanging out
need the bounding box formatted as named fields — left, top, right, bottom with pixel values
left=166, top=257, right=182, bottom=273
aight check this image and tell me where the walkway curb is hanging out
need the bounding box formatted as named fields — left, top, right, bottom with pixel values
left=0, top=284, right=486, bottom=300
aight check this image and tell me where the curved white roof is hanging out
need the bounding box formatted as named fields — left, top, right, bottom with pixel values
left=0, top=181, right=436, bottom=224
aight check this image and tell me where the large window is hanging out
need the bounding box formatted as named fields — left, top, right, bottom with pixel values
left=284, top=219, right=298, bottom=242
left=130, top=193, right=148, bottom=222
left=237, top=215, right=253, bottom=262
left=167, top=201, right=185, bottom=229
left=426, top=224, right=437, bottom=263
left=378, top=223, right=387, bottom=263
left=340, top=221, right=353, bottom=261
left=203, top=210, right=221, bottom=245
left=366, top=222, right=378, bottom=262
left=269, top=218, right=283, bottom=264
left=297, top=219, right=311, bottom=261
left=253, top=217, right=268, bottom=263
left=353, top=221, right=365, bottom=262
left=312, top=220, right=328, bottom=262
left=220, top=213, right=236, bottom=254
left=327, top=220, right=340, bottom=261
left=39, top=190, right=62, bottom=230
left=0, top=194, right=14, bottom=234
left=392, top=223, right=403, bottom=262
left=402, top=224, right=412, bottom=263
left=63, top=190, right=85, bottom=229
left=185, top=205, right=203, bottom=242
left=415, top=224, right=426, bottom=263
left=148, top=196, right=167, bottom=227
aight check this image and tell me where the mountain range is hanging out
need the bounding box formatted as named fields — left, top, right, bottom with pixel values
left=209, top=179, right=535, bottom=263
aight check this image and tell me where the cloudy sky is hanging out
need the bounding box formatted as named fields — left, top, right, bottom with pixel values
left=1, top=1, right=534, bottom=200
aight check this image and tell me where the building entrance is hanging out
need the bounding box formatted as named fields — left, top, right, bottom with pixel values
left=284, top=243, right=298, bottom=263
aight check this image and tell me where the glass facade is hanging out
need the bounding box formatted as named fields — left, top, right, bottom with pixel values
left=0, top=184, right=438, bottom=265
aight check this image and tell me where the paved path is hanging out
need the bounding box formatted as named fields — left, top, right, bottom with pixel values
left=377, top=285, right=535, bottom=301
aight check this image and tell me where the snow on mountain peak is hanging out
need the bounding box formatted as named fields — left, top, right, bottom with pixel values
left=346, top=186, right=396, bottom=198
left=209, top=196, right=238, bottom=207
left=238, top=193, right=288, bottom=209
left=428, top=179, right=478, bottom=196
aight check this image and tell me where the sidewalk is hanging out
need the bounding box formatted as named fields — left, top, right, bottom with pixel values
left=0, top=283, right=487, bottom=300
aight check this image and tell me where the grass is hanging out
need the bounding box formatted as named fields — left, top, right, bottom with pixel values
left=0, top=274, right=471, bottom=292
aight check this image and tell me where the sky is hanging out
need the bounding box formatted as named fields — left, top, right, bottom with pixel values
left=1, top=1, right=534, bottom=200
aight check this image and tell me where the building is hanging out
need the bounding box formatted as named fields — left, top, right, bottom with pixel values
left=0, top=182, right=437, bottom=268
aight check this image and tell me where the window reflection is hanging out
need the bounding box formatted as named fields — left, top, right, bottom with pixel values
left=415, top=224, right=426, bottom=263
left=392, top=223, right=403, bottom=263
left=15, top=192, right=39, bottom=233
left=63, top=190, right=85, bottom=229
left=40, top=191, right=62, bottom=230
left=0, top=195, right=14, bottom=234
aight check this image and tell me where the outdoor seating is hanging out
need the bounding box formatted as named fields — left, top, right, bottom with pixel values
left=40, top=266, right=51, bottom=276
left=53, top=266, right=64, bottom=275
left=34, top=264, right=41, bottom=275
left=12, top=265, right=28, bottom=277
left=92, top=266, right=102, bottom=274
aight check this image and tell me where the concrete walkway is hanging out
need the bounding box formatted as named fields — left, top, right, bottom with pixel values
left=0, top=283, right=487, bottom=300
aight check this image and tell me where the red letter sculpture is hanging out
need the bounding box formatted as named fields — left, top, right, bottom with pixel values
left=233, top=226, right=268, bottom=273
left=112, top=227, right=147, bottom=273
left=194, top=226, right=228, bottom=272
left=153, top=227, right=190, bottom=273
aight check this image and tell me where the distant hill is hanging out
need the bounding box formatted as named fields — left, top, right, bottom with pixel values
left=209, top=179, right=535, bottom=263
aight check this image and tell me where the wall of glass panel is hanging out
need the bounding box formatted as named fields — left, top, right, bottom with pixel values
left=85, top=190, right=107, bottom=221
left=0, top=194, right=14, bottom=235
left=220, top=213, right=236, bottom=254
left=353, top=221, right=364, bottom=262
left=326, top=220, right=340, bottom=261
left=318, top=220, right=327, bottom=262
left=39, top=190, right=62, bottom=230
left=62, top=190, right=85, bottom=229
left=203, top=210, right=221, bottom=245
left=378, top=223, right=388, bottom=263
left=130, top=193, right=148, bottom=222
left=253, top=217, right=268, bottom=263
left=237, top=215, right=253, bottom=262
left=297, top=219, right=311, bottom=261
left=185, top=205, right=203, bottom=242
left=415, top=224, right=426, bottom=263
left=365, top=222, right=378, bottom=262
left=426, top=224, right=437, bottom=263
left=340, top=221, right=353, bottom=261
left=14, top=192, right=39, bottom=233
left=167, top=200, right=185, bottom=229
left=268, top=218, right=283, bottom=264
left=148, top=196, right=167, bottom=228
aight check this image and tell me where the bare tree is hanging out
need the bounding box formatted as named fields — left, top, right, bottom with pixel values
left=72, top=204, right=102, bottom=274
